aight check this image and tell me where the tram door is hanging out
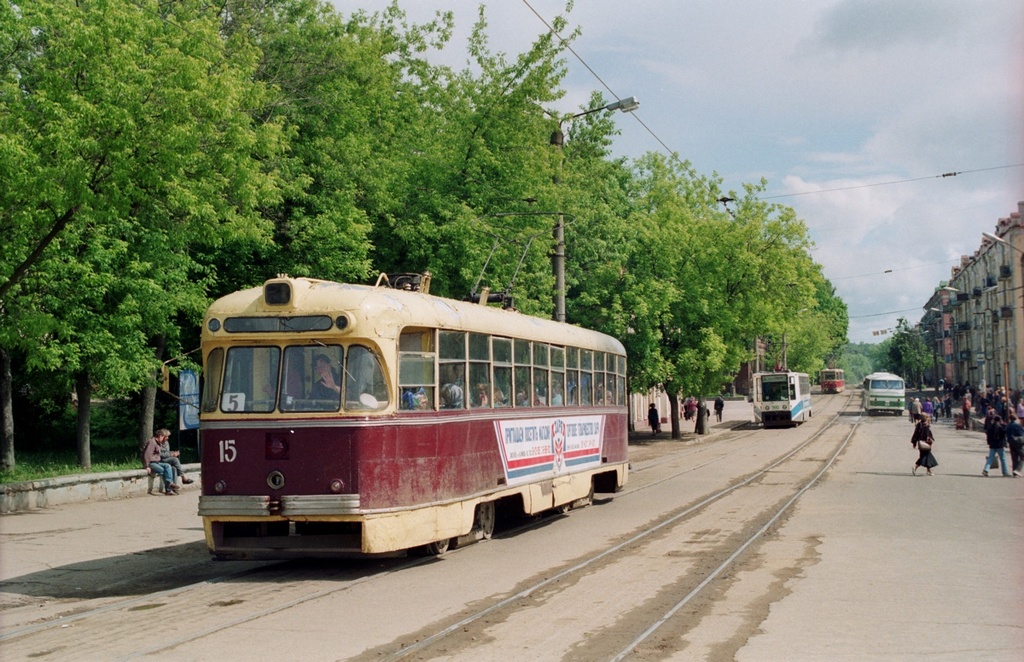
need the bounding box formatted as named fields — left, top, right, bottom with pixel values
left=750, top=374, right=763, bottom=424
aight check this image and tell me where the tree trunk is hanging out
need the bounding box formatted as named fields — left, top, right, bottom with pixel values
left=75, top=371, right=92, bottom=471
left=0, top=347, right=14, bottom=471
left=138, top=335, right=166, bottom=451
left=667, top=392, right=680, bottom=439
left=695, top=397, right=708, bottom=435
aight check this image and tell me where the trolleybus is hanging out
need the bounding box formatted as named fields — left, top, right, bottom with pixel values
left=818, top=368, right=845, bottom=394
left=861, top=372, right=905, bottom=415
left=197, top=275, right=628, bottom=559
left=751, top=371, right=812, bottom=427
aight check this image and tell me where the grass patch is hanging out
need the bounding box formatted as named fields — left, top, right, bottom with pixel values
left=0, top=439, right=198, bottom=484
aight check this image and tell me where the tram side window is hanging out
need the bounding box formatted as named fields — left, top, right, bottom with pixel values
left=280, top=345, right=343, bottom=411
left=566, top=348, right=579, bottom=406
left=439, top=331, right=466, bottom=409
left=399, top=329, right=435, bottom=410
left=594, top=352, right=606, bottom=404
left=616, top=354, right=627, bottom=406
left=579, top=350, right=593, bottom=405
left=201, top=347, right=224, bottom=412
left=550, top=345, right=565, bottom=406
left=221, top=346, right=280, bottom=412
left=469, top=333, right=491, bottom=408
left=345, top=345, right=388, bottom=410
left=493, top=337, right=512, bottom=407
left=514, top=338, right=532, bottom=407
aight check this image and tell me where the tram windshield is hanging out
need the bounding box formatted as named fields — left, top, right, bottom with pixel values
left=216, top=344, right=388, bottom=413
left=761, top=377, right=793, bottom=402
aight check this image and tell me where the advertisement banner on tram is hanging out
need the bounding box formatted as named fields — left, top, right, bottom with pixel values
left=494, top=415, right=604, bottom=484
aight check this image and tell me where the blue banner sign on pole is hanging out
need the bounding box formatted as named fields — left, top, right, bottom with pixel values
left=179, top=369, right=200, bottom=430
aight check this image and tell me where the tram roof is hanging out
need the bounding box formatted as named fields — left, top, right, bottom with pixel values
left=204, top=277, right=626, bottom=354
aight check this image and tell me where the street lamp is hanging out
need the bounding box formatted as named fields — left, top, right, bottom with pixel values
left=548, top=96, right=639, bottom=147
left=549, top=96, right=639, bottom=323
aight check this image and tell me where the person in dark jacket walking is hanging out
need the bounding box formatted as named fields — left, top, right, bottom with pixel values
left=713, top=395, right=725, bottom=423
left=983, top=411, right=1011, bottom=477
left=911, top=415, right=938, bottom=476
left=1005, top=413, right=1024, bottom=477
left=647, top=403, right=661, bottom=435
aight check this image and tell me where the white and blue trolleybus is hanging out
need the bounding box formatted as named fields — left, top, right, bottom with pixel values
left=752, top=371, right=812, bottom=427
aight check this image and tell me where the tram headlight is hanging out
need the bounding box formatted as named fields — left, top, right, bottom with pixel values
left=207, top=318, right=221, bottom=332
left=214, top=480, right=226, bottom=493
left=329, top=479, right=344, bottom=493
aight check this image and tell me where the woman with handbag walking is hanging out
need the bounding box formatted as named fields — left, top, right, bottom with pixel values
left=911, top=414, right=938, bottom=476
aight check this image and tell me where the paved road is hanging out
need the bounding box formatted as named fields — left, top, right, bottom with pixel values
left=1, top=395, right=1021, bottom=660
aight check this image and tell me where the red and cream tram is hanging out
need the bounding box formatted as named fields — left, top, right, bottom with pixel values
left=197, top=275, right=628, bottom=559
left=818, top=368, right=845, bottom=394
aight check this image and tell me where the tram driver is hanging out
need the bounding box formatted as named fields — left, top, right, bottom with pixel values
left=311, top=354, right=341, bottom=401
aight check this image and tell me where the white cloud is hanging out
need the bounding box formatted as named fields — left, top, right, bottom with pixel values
left=334, top=0, right=1023, bottom=343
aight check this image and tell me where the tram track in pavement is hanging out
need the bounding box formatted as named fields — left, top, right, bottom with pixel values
left=0, top=393, right=857, bottom=660
left=367, top=392, right=860, bottom=661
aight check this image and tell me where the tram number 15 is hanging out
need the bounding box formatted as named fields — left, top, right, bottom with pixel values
left=219, top=439, right=237, bottom=463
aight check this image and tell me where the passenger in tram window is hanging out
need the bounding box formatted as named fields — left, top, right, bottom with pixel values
left=493, top=367, right=512, bottom=408
left=474, top=383, right=490, bottom=408
left=401, top=388, right=428, bottom=410
left=440, top=364, right=465, bottom=409
left=440, top=382, right=464, bottom=409
left=311, top=354, right=341, bottom=400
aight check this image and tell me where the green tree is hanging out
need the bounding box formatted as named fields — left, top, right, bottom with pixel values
left=882, top=318, right=930, bottom=387
left=0, top=0, right=283, bottom=468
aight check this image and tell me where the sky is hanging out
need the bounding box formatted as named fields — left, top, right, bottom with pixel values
left=332, top=0, right=1024, bottom=343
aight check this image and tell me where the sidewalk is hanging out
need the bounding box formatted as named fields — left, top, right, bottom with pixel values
left=0, top=463, right=201, bottom=514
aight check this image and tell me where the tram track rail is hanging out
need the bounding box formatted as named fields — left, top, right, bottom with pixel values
left=1, top=393, right=859, bottom=661
left=370, top=394, right=860, bottom=661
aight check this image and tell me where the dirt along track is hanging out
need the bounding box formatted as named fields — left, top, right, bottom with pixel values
left=4, top=391, right=1020, bottom=661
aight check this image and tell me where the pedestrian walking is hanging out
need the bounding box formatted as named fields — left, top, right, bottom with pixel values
left=1005, top=412, right=1024, bottom=477
left=909, top=397, right=923, bottom=423
left=921, top=397, right=934, bottom=420
left=911, top=414, right=938, bottom=476
left=647, top=403, right=661, bottom=436
left=713, top=395, right=724, bottom=423
left=982, top=412, right=1011, bottom=477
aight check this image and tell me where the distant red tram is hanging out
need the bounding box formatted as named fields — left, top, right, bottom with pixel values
left=197, top=276, right=629, bottom=559
left=819, top=368, right=845, bottom=394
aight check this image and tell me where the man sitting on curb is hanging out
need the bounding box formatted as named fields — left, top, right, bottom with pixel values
left=142, top=429, right=179, bottom=496
left=157, top=428, right=193, bottom=486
